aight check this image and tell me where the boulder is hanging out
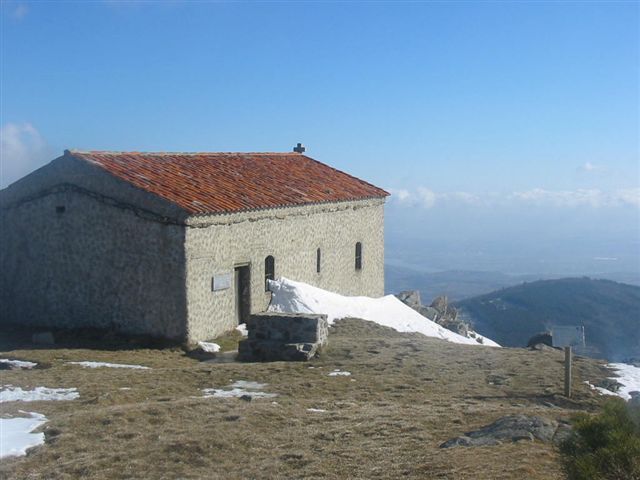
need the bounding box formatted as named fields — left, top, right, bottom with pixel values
left=395, top=291, right=473, bottom=337
left=437, top=314, right=468, bottom=337
left=527, top=332, right=553, bottom=349
left=187, top=341, right=222, bottom=360
left=395, top=291, right=422, bottom=310
left=417, top=306, right=439, bottom=321
left=430, top=296, right=450, bottom=316
left=440, top=415, right=568, bottom=448
left=530, top=343, right=556, bottom=352
left=597, top=378, right=623, bottom=393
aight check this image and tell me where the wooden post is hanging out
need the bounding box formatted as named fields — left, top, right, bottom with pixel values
left=564, top=346, right=572, bottom=398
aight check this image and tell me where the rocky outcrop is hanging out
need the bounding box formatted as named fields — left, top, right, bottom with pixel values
left=395, top=290, right=422, bottom=310
left=238, top=312, right=328, bottom=362
left=440, top=415, right=571, bottom=448
left=596, top=378, right=624, bottom=393
left=429, top=296, right=468, bottom=337
left=395, top=291, right=472, bottom=339
left=527, top=331, right=553, bottom=349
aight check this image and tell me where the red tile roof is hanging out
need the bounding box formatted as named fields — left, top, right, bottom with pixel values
left=67, top=150, right=389, bottom=215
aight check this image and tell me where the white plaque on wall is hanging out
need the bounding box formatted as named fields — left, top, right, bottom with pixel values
left=212, top=273, right=232, bottom=291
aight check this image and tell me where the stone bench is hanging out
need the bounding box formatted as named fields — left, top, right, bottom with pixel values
left=238, top=312, right=328, bottom=362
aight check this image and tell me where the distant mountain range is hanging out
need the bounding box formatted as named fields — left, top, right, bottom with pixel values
left=385, top=264, right=640, bottom=301
left=455, top=278, right=640, bottom=362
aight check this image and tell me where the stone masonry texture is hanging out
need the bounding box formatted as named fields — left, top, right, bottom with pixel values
left=247, top=312, right=329, bottom=345
left=239, top=312, right=329, bottom=362
left=184, top=198, right=385, bottom=342
left=0, top=155, right=188, bottom=340
left=0, top=154, right=386, bottom=342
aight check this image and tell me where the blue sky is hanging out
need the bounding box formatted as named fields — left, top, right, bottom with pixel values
left=2, top=1, right=639, bottom=275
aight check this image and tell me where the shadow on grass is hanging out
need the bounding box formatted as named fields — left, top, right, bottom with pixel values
left=0, top=324, right=182, bottom=352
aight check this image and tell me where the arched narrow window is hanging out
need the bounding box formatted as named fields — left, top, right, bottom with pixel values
left=316, top=248, right=321, bottom=273
left=355, top=242, right=362, bottom=271
left=265, top=255, right=275, bottom=291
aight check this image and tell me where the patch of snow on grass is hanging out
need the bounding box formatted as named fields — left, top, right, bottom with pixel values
left=232, top=381, right=268, bottom=390
left=586, top=363, right=640, bottom=401
left=0, top=412, right=47, bottom=459
left=0, top=359, right=37, bottom=369
left=607, top=363, right=640, bottom=400
left=68, top=361, right=150, bottom=370
left=202, top=380, right=277, bottom=399
left=268, top=277, right=500, bottom=347
left=236, top=324, right=248, bottom=337
left=328, top=369, right=351, bottom=377
left=0, top=386, right=79, bottom=403
left=197, top=342, right=221, bottom=353
left=584, top=381, right=618, bottom=396
left=307, top=408, right=327, bottom=413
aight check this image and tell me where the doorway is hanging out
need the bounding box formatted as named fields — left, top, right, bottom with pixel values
left=234, top=265, right=251, bottom=325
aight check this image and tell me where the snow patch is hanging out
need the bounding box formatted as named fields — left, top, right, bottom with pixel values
left=202, top=380, right=277, bottom=399
left=328, top=369, right=351, bottom=377
left=232, top=381, right=268, bottom=390
left=0, top=412, right=47, bottom=459
left=68, top=361, right=150, bottom=370
left=0, top=386, right=79, bottom=403
left=197, top=342, right=221, bottom=353
left=268, top=277, right=500, bottom=347
left=307, top=408, right=327, bottom=413
left=584, top=381, right=618, bottom=396
left=0, top=359, right=37, bottom=369
left=236, top=324, right=248, bottom=337
left=607, top=363, right=640, bottom=401
left=586, top=363, right=640, bottom=401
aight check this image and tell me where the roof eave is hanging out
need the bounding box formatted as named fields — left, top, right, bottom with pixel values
left=184, top=195, right=388, bottom=220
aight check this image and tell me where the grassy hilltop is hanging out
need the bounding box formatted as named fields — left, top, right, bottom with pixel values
left=0, top=320, right=613, bottom=480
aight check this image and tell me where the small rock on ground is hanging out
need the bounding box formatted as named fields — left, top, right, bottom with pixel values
left=440, top=415, right=571, bottom=448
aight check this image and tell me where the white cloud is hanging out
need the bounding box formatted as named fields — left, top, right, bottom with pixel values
left=509, top=188, right=603, bottom=207
left=416, top=187, right=437, bottom=209
left=388, top=187, right=482, bottom=209
left=388, top=187, right=438, bottom=208
left=510, top=188, right=640, bottom=208
left=578, top=161, right=608, bottom=174
left=387, top=186, right=640, bottom=210
left=0, top=123, right=52, bottom=188
left=388, top=188, right=411, bottom=203
left=613, top=188, right=640, bottom=208
left=442, top=191, right=482, bottom=205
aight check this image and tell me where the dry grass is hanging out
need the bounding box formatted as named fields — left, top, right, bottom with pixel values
left=0, top=319, right=611, bottom=479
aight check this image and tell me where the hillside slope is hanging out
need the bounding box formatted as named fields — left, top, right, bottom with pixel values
left=0, top=320, right=612, bottom=480
left=456, top=278, right=640, bottom=361
left=385, top=265, right=640, bottom=302
left=385, top=266, right=536, bottom=301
